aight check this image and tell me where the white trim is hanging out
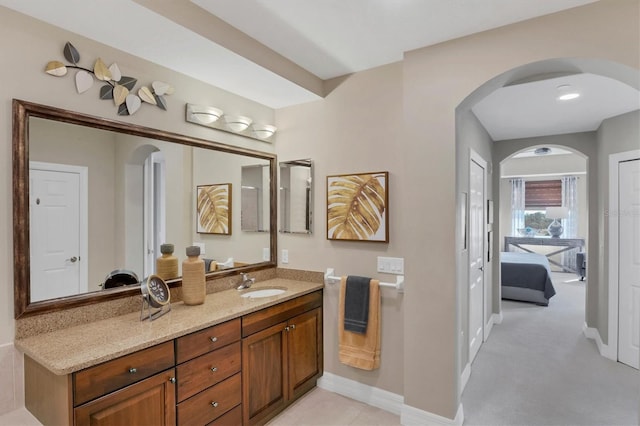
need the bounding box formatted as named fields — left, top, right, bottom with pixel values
left=583, top=323, right=616, bottom=360
left=29, top=161, right=88, bottom=294
left=483, top=312, right=501, bottom=341
left=401, top=402, right=464, bottom=426
left=608, top=150, right=640, bottom=366
left=317, top=372, right=404, bottom=416
left=460, top=363, right=471, bottom=394
left=501, top=171, right=586, bottom=179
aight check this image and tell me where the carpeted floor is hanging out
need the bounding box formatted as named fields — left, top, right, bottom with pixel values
left=462, top=273, right=639, bottom=426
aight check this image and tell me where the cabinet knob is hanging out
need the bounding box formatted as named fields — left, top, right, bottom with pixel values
left=284, top=326, right=290, bottom=332
left=129, top=367, right=137, bottom=374
left=211, top=402, right=219, bottom=408
left=169, top=377, right=176, bottom=383
left=210, top=336, right=218, bottom=343
left=290, top=324, right=296, bottom=330
left=210, top=367, right=218, bottom=373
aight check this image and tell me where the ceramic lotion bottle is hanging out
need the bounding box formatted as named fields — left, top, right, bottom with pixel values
left=156, top=243, right=179, bottom=281
left=182, top=245, right=206, bottom=305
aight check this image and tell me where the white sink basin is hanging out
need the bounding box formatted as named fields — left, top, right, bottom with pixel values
left=241, top=288, right=286, bottom=299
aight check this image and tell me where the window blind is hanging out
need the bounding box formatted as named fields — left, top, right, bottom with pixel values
left=525, top=180, right=561, bottom=208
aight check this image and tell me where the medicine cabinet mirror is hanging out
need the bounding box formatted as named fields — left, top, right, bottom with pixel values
left=279, top=159, right=313, bottom=234
left=13, top=99, right=276, bottom=318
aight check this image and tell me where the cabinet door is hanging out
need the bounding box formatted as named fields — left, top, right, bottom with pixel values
left=242, top=321, right=288, bottom=425
left=75, top=368, right=176, bottom=426
left=287, top=307, right=322, bottom=400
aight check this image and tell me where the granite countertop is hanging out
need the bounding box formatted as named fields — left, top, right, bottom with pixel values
left=15, top=278, right=323, bottom=375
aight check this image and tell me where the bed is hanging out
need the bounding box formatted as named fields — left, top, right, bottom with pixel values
left=500, top=252, right=556, bottom=306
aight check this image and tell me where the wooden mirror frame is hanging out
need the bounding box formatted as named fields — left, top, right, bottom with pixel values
left=13, top=99, right=277, bottom=319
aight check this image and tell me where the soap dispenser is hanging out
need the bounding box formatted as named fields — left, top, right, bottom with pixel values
left=182, top=245, right=206, bottom=305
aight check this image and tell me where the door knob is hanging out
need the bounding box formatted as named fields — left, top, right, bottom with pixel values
left=67, top=256, right=78, bottom=263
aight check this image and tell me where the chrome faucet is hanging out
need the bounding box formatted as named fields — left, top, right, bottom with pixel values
left=237, top=273, right=255, bottom=290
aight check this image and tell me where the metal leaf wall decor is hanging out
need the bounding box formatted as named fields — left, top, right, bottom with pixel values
left=45, top=42, right=174, bottom=116
left=327, top=171, right=389, bottom=242
left=197, top=184, right=232, bottom=235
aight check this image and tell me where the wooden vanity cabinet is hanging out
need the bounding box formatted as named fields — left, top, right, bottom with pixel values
left=241, top=290, right=323, bottom=425
left=175, top=318, right=242, bottom=426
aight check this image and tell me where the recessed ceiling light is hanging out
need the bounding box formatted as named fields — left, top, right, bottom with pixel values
left=556, top=84, right=580, bottom=101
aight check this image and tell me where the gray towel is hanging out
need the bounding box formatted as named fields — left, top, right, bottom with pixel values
left=344, top=276, right=371, bottom=334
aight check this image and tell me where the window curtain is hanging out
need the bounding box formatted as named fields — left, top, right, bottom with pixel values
left=561, top=175, right=579, bottom=271
left=510, top=178, right=525, bottom=236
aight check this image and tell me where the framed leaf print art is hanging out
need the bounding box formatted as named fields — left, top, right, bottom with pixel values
left=327, top=171, right=389, bottom=242
left=197, top=183, right=232, bottom=235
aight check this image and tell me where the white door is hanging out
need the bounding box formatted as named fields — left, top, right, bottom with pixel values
left=618, top=159, right=640, bottom=369
left=469, top=158, right=485, bottom=363
left=29, top=163, right=87, bottom=301
left=143, top=152, right=166, bottom=277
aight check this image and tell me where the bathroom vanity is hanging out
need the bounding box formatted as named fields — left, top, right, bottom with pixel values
left=16, top=279, right=323, bottom=426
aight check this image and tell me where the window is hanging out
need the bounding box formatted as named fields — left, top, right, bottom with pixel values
left=523, top=180, right=561, bottom=236
left=525, top=180, right=561, bottom=208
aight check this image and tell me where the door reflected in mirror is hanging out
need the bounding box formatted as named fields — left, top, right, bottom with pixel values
left=279, top=159, right=313, bottom=234
left=241, top=164, right=270, bottom=232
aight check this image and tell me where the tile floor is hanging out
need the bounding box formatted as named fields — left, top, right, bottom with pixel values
left=0, top=388, right=399, bottom=426
left=267, top=388, right=401, bottom=426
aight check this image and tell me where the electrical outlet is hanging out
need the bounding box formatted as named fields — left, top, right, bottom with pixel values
left=262, top=248, right=270, bottom=261
left=281, top=249, right=289, bottom=264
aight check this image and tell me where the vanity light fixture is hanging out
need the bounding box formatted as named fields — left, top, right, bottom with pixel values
left=189, top=105, right=223, bottom=124
left=251, top=123, right=277, bottom=140
left=224, top=115, right=253, bottom=133
left=185, top=103, right=275, bottom=142
left=556, top=84, right=580, bottom=101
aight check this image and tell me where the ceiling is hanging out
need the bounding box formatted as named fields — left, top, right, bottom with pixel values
left=1, top=0, right=638, bottom=140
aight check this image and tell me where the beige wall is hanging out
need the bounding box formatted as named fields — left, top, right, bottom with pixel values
left=277, top=62, right=406, bottom=395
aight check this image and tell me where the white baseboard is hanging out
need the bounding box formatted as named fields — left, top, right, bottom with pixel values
left=401, top=402, right=464, bottom=426
left=583, top=323, right=616, bottom=361
left=317, top=372, right=404, bottom=416
left=318, top=372, right=464, bottom=425
left=483, top=312, right=502, bottom=342
left=460, top=363, right=471, bottom=394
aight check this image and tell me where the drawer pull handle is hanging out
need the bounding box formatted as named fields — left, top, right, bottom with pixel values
left=169, top=377, right=176, bottom=383
left=210, top=336, right=218, bottom=343
left=129, top=368, right=137, bottom=374
left=211, top=402, right=219, bottom=408
left=210, top=367, right=218, bottom=373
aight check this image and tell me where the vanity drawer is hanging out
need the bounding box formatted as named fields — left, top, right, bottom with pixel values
left=176, top=318, right=241, bottom=363
left=176, top=341, right=241, bottom=402
left=177, top=373, right=241, bottom=426
left=73, top=341, right=175, bottom=406
left=207, top=404, right=242, bottom=426
left=242, top=290, right=322, bottom=337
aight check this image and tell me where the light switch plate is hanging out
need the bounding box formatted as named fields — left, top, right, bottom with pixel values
left=262, top=248, right=270, bottom=261
left=377, top=256, right=404, bottom=274
left=281, top=249, right=289, bottom=264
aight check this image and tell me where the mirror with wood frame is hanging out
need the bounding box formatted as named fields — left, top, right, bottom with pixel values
left=13, top=99, right=277, bottom=319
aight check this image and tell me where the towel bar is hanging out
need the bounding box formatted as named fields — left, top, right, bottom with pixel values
left=324, top=268, right=404, bottom=293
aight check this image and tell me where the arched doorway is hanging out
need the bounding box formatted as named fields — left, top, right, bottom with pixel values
left=455, top=58, right=639, bottom=391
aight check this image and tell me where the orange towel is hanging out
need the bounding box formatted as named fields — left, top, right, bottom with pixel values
left=338, top=276, right=381, bottom=370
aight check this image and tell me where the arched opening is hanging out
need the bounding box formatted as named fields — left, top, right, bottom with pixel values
left=455, top=58, right=639, bottom=420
